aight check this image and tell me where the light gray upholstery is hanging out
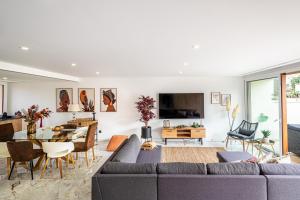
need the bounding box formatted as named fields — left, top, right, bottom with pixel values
left=102, top=162, right=156, bottom=174
left=158, top=175, right=267, bottom=200
left=266, top=175, right=300, bottom=200
left=259, top=164, right=300, bottom=175
left=157, top=162, right=207, bottom=174
left=112, top=134, right=141, bottom=163
left=217, top=151, right=253, bottom=162
left=207, top=163, right=260, bottom=175
left=96, top=174, right=157, bottom=200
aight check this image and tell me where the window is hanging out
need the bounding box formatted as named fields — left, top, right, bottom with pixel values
left=0, top=85, right=3, bottom=114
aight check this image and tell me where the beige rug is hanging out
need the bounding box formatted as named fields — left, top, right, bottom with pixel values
left=162, top=147, right=224, bottom=163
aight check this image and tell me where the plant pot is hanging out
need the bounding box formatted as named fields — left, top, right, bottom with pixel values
left=27, top=123, right=36, bottom=135
left=141, top=126, right=152, bottom=140
left=262, top=137, right=269, bottom=143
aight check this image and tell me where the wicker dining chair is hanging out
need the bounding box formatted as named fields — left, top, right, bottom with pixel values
left=225, top=120, right=259, bottom=151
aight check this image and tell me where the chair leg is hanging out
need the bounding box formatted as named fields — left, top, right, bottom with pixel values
left=6, top=157, right=11, bottom=176
left=30, top=160, right=34, bottom=180
left=58, top=158, right=63, bottom=179
left=8, top=161, right=15, bottom=180
left=66, top=155, right=69, bottom=168
left=56, top=158, right=58, bottom=168
left=225, top=136, right=229, bottom=148
left=92, top=147, right=95, bottom=160
left=40, top=158, right=50, bottom=178
left=76, top=152, right=78, bottom=160
left=70, top=154, right=76, bottom=168
left=242, top=140, right=245, bottom=152
left=85, top=151, right=89, bottom=167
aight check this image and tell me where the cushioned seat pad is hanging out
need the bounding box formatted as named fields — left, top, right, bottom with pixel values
left=217, top=151, right=253, bottom=162
left=136, top=146, right=162, bottom=164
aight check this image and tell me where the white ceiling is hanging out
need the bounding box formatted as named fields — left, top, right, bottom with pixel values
left=0, top=70, right=63, bottom=82
left=1, top=0, right=300, bottom=77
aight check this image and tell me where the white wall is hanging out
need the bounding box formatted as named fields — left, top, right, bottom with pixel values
left=7, top=76, right=244, bottom=142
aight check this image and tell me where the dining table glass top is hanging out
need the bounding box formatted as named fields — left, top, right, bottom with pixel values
left=13, top=128, right=76, bottom=141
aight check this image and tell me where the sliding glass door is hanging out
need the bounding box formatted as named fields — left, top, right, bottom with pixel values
left=247, top=78, right=281, bottom=154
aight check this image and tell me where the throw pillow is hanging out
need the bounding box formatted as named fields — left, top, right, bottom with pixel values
left=106, top=135, right=128, bottom=152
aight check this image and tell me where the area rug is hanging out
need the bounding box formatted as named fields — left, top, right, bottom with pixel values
left=162, top=147, right=225, bottom=163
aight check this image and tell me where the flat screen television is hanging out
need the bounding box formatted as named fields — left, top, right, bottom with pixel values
left=159, top=93, right=204, bottom=119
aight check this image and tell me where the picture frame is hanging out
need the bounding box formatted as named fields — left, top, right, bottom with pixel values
left=211, top=92, right=221, bottom=104
left=221, top=94, right=231, bottom=106
left=100, top=88, right=117, bottom=112
left=78, top=88, right=95, bottom=112
left=56, top=88, right=73, bottom=112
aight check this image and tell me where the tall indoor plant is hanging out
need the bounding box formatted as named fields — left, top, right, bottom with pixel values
left=135, top=95, right=156, bottom=140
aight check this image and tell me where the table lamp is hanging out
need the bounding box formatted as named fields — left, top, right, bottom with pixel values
left=69, top=104, right=81, bottom=119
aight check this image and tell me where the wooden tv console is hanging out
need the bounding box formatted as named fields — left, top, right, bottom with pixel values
left=162, top=127, right=206, bottom=145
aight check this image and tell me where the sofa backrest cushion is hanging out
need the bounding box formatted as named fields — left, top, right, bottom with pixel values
left=207, top=163, right=260, bottom=175
left=112, top=134, right=141, bottom=163
left=102, top=162, right=156, bottom=174
left=157, top=162, right=207, bottom=174
left=259, top=164, right=300, bottom=175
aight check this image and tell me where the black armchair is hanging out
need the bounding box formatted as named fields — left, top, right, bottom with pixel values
left=225, top=120, right=258, bottom=151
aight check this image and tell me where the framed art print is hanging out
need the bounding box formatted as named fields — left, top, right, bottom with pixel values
left=211, top=92, right=221, bottom=104
left=56, top=88, right=73, bottom=112
left=221, top=94, right=231, bottom=106
left=100, top=88, right=117, bottom=112
left=78, top=88, right=95, bottom=112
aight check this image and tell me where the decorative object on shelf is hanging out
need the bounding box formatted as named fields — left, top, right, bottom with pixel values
left=224, top=97, right=239, bottom=131
left=163, top=120, right=170, bottom=128
left=100, top=88, right=117, bottom=112
left=92, top=112, right=96, bottom=121
left=135, top=95, right=156, bottom=141
left=17, top=105, right=52, bottom=134
left=56, top=88, right=73, bottom=112
left=211, top=92, right=221, bottom=104
left=191, top=122, right=201, bottom=128
left=176, top=124, right=187, bottom=128
left=68, top=104, right=81, bottom=119
left=141, top=141, right=157, bottom=151
left=78, top=88, right=95, bottom=112
left=261, top=130, right=271, bottom=143
left=221, top=94, right=231, bottom=106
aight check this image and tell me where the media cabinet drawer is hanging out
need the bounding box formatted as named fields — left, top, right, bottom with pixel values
left=191, top=130, right=206, bottom=138
left=162, top=129, right=177, bottom=138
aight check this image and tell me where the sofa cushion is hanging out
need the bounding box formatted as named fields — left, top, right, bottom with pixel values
left=102, top=162, right=156, bottom=174
left=207, top=163, right=260, bottom=175
left=259, top=164, right=300, bottom=175
left=136, top=146, right=162, bottom=164
left=112, top=134, right=141, bottom=163
left=217, top=151, right=253, bottom=162
left=157, top=162, right=207, bottom=174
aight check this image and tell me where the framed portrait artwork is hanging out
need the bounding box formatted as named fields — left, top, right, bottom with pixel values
left=221, top=94, right=231, bottom=106
left=211, top=92, right=221, bottom=104
left=100, top=88, right=117, bottom=112
left=78, top=88, right=95, bottom=112
left=56, top=88, right=73, bottom=112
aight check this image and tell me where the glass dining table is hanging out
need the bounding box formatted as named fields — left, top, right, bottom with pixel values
left=13, top=128, right=77, bottom=170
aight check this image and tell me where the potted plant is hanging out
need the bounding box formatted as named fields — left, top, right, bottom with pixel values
left=261, top=130, right=271, bottom=143
left=135, top=95, right=156, bottom=141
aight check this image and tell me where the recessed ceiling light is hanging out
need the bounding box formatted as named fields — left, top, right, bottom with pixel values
left=20, top=46, right=29, bottom=51
left=96, top=72, right=100, bottom=75
left=178, top=70, right=183, bottom=75
left=183, top=62, right=189, bottom=66
left=2, top=77, right=8, bottom=80
left=193, top=44, right=200, bottom=49
left=71, top=63, right=77, bottom=67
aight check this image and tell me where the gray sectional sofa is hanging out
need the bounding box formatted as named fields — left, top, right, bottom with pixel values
left=92, top=134, right=300, bottom=200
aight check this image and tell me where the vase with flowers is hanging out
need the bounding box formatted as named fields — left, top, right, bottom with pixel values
left=16, top=105, right=52, bottom=134
left=135, top=95, right=156, bottom=141
left=225, top=97, right=240, bottom=131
